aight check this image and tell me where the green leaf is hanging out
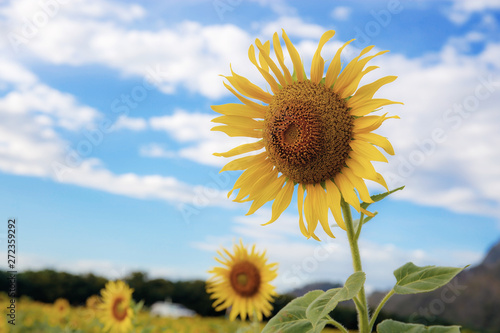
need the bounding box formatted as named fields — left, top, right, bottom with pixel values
left=306, top=271, right=365, bottom=327
left=393, top=262, right=467, bottom=295
left=361, top=186, right=405, bottom=210
left=377, top=319, right=461, bottom=333
left=262, top=291, right=328, bottom=333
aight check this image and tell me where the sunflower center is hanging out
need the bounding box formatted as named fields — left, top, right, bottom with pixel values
left=111, top=297, right=128, bottom=321
left=229, top=261, right=261, bottom=297
left=264, top=80, right=353, bottom=184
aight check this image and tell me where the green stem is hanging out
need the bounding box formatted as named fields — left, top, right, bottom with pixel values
left=341, top=199, right=370, bottom=333
left=355, top=212, right=365, bottom=241
left=368, top=289, right=395, bottom=332
left=327, top=315, right=349, bottom=333
left=251, top=309, right=260, bottom=333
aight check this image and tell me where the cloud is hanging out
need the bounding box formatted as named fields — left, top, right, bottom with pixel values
left=330, top=6, right=352, bottom=21
left=193, top=209, right=483, bottom=292
left=150, top=109, right=259, bottom=166
left=446, top=0, right=500, bottom=24
left=139, top=143, right=176, bottom=158
left=114, top=115, right=148, bottom=131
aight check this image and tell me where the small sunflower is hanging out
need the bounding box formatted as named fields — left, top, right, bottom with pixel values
left=206, top=240, right=277, bottom=321
left=53, top=298, right=70, bottom=317
left=212, top=29, right=402, bottom=239
left=98, top=280, right=134, bottom=333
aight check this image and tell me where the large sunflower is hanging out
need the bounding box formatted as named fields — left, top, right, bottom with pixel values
left=98, top=280, right=134, bottom=333
left=212, top=30, right=401, bottom=239
left=206, top=240, right=278, bottom=321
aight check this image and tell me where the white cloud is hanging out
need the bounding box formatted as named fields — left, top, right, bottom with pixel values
left=193, top=209, right=483, bottom=292
left=260, top=16, right=326, bottom=39
left=446, top=0, right=500, bottom=24
left=139, top=143, right=176, bottom=158
left=150, top=109, right=259, bottom=166
left=114, top=115, right=148, bottom=131
left=331, top=6, right=352, bottom=21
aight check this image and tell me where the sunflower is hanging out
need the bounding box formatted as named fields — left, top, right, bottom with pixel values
left=98, top=280, right=134, bottom=333
left=53, top=298, right=70, bottom=318
left=211, top=30, right=402, bottom=239
left=206, top=240, right=277, bottom=321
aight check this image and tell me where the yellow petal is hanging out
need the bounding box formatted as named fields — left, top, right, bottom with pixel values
left=342, top=168, right=373, bottom=203
left=325, top=39, right=354, bottom=88
left=220, top=152, right=267, bottom=172
left=350, top=99, right=403, bottom=117
left=311, top=30, right=336, bottom=84
left=316, top=185, right=335, bottom=238
left=350, top=139, right=388, bottom=163
left=211, top=103, right=265, bottom=119
left=354, top=132, right=395, bottom=155
left=282, top=29, right=304, bottom=82
left=273, top=32, right=293, bottom=85
left=212, top=115, right=263, bottom=129
left=339, top=65, right=379, bottom=99
left=246, top=173, right=285, bottom=215
left=349, top=76, right=399, bottom=107
left=353, top=113, right=400, bottom=133
left=224, top=67, right=273, bottom=103
left=256, top=39, right=270, bottom=73
left=297, top=185, right=309, bottom=238
left=334, top=173, right=361, bottom=212
left=223, top=82, right=268, bottom=112
left=345, top=156, right=377, bottom=180
left=248, top=44, right=280, bottom=94
left=304, top=184, right=319, bottom=237
left=262, top=181, right=295, bottom=226
left=255, top=41, right=287, bottom=87
left=211, top=125, right=262, bottom=138
left=324, top=179, right=346, bottom=230
left=214, top=140, right=265, bottom=158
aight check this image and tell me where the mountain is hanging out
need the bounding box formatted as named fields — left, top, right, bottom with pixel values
left=369, top=239, right=500, bottom=333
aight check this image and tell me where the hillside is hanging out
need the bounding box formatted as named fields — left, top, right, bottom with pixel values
left=369, top=239, right=500, bottom=333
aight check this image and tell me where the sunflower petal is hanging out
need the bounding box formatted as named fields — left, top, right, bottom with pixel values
left=349, top=76, right=399, bottom=106
left=311, top=30, right=336, bottom=84
left=324, top=179, right=346, bottom=230
left=282, top=29, right=305, bottom=82
left=342, top=168, right=373, bottom=203
left=220, top=152, right=267, bottom=172
left=211, top=125, right=262, bottom=138
left=350, top=139, right=388, bottom=162
left=334, top=173, right=361, bottom=212
left=325, top=39, right=354, bottom=88
left=212, top=115, right=263, bottom=129
left=248, top=44, right=280, bottom=94
left=354, top=132, right=395, bottom=155
left=350, top=99, right=403, bottom=117
left=297, top=185, right=309, bottom=238
left=316, top=185, right=335, bottom=237
left=256, top=41, right=287, bottom=87
left=262, top=181, right=295, bottom=226
left=273, top=32, right=293, bottom=85
left=214, top=141, right=265, bottom=158
left=211, top=103, right=265, bottom=119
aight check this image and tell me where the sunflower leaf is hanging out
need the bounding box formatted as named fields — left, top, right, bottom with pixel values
left=361, top=186, right=405, bottom=210
left=377, top=319, right=461, bottom=333
left=393, top=262, right=467, bottom=295
left=305, top=271, right=366, bottom=327
left=262, top=290, right=329, bottom=333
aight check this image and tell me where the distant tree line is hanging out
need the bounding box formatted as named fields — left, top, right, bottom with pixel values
left=1, top=269, right=446, bottom=329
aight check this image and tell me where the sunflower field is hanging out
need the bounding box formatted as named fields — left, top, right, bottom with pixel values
left=2, top=293, right=341, bottom=333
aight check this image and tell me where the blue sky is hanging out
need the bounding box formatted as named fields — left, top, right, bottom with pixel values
left=1, top=0, right=500, bottom=293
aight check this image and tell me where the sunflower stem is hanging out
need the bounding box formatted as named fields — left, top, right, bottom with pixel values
left=251, top=309, right=260, bottom=333
left=341, top=198, right=370, bottom=333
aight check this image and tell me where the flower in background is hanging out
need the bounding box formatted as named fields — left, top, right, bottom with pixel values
left=53, top=298, right=70, bottom=318
left=98, top=280, right=134, bottom=333
left=212, top=29, right=401, bottom=239
left=206, top=240, right=277, bottom=321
